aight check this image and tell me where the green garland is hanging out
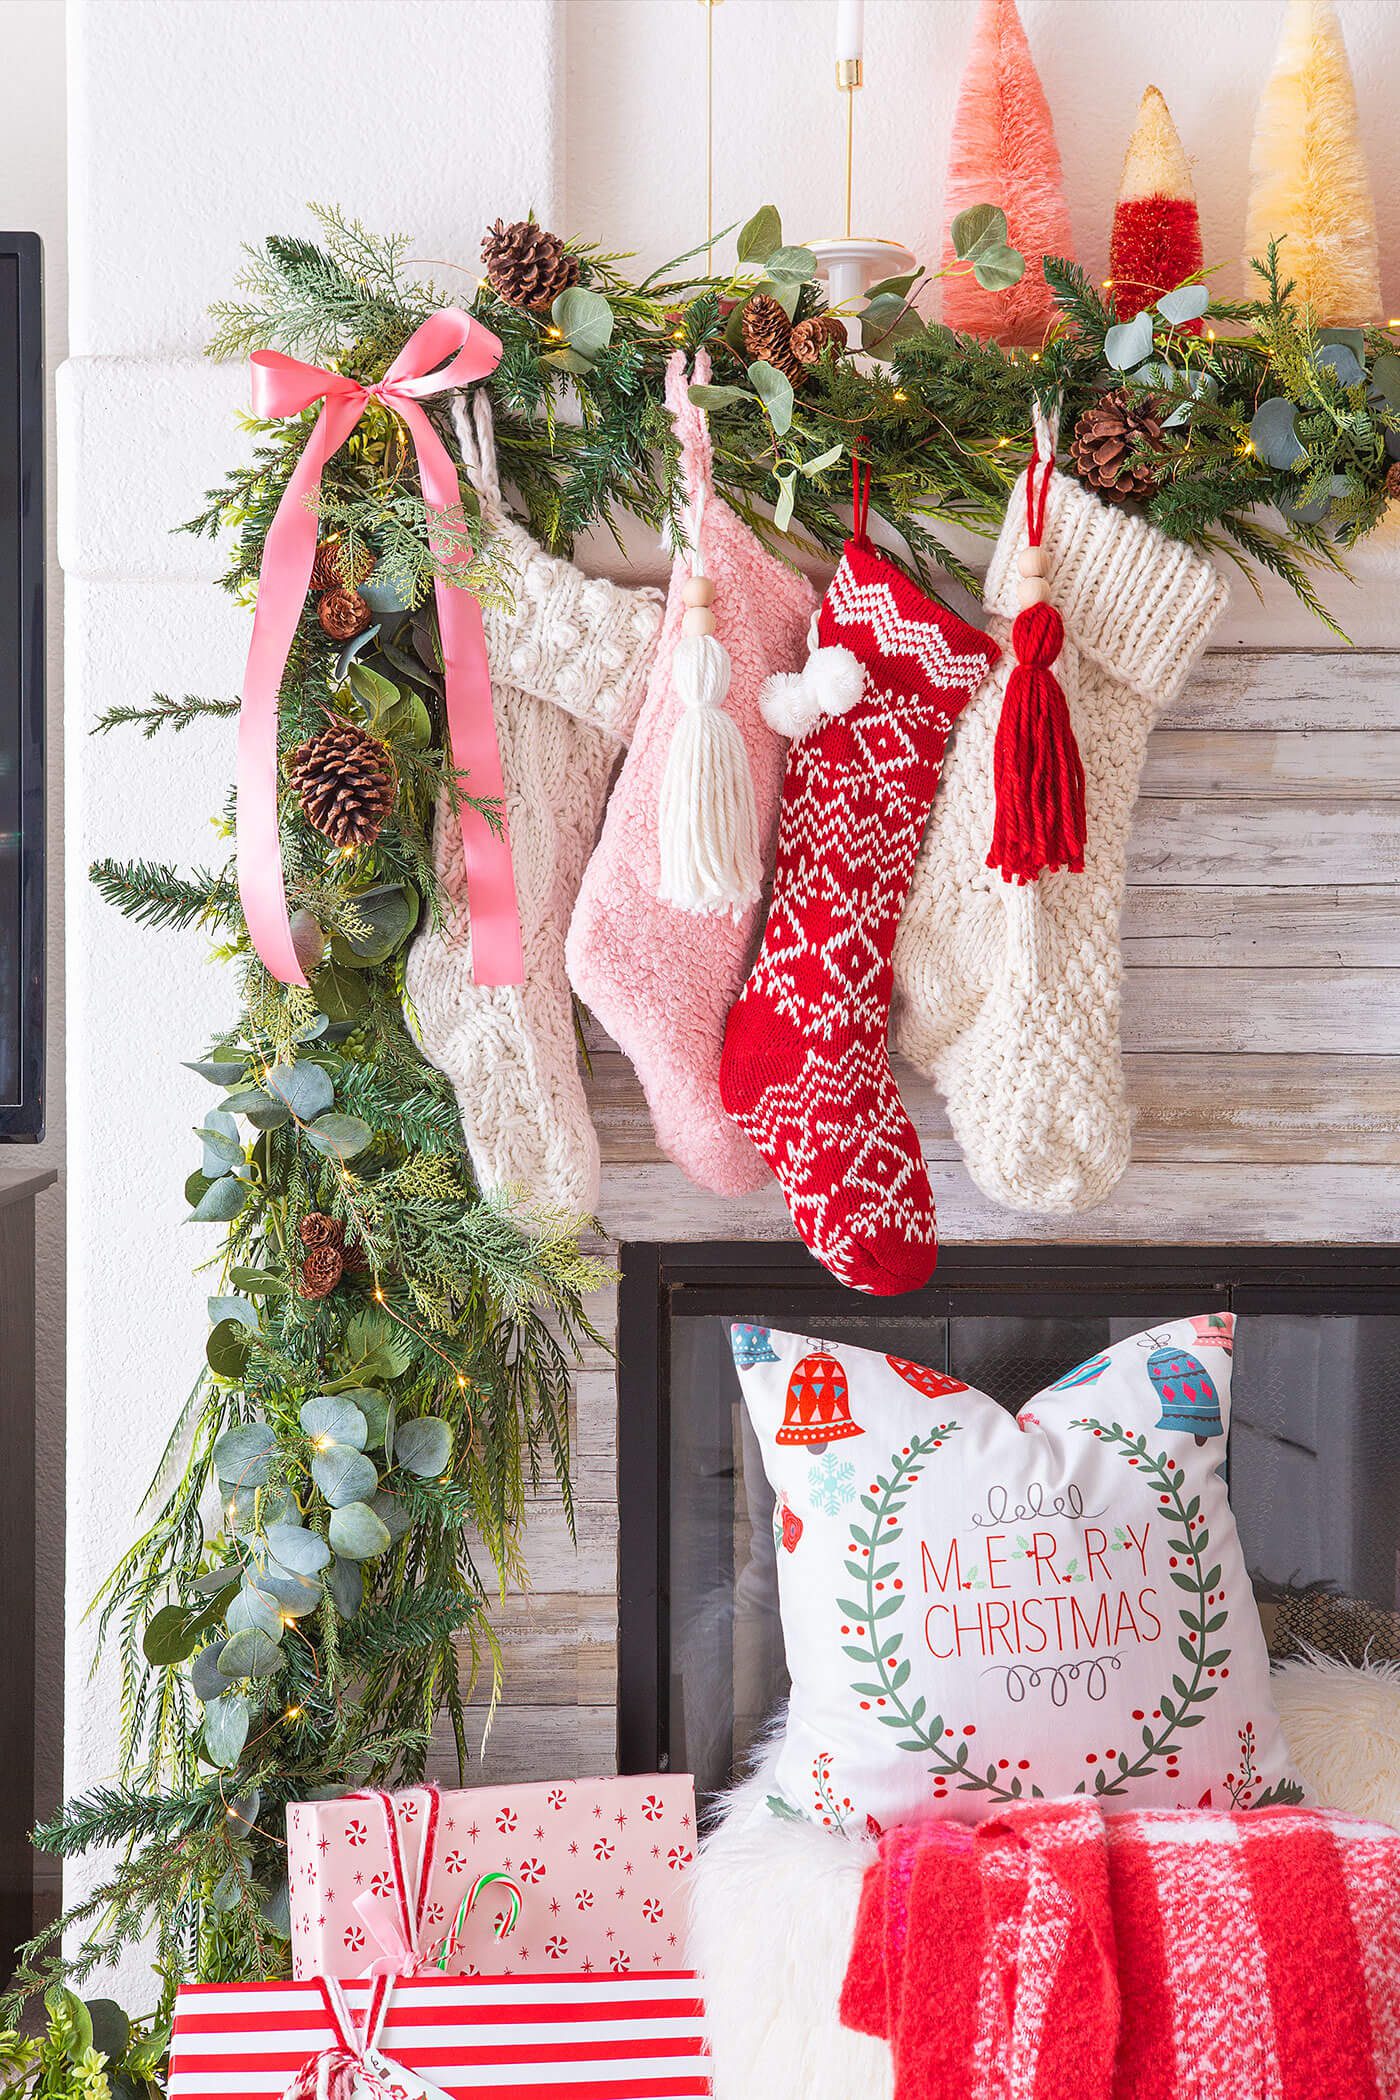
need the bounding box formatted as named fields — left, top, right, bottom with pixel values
left=18, top=196, right=1378, bottom=2025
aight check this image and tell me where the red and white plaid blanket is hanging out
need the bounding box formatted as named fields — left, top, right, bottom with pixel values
left=840, top=1802, right=1400, bottom=2100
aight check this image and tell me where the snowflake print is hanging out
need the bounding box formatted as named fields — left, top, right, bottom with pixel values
left=575, top=1889, right=594, bottom=1910
left=518, top=1857, right=545, bottom=1883
left=548, top=1789, right=568, bottom=1810
left=807, top=1452, right=857, bottom=1516
left=345, top=1819, right=368, bottom=1848
left=444, top=1850, right=468, bottom=1875
left=496, top=1808, right=518, bottom=1833
left=641, top=1898, right=664, bottom=1923
left=343, top=1924, right=366, bottom=1952
left=593, top=1838, right=615, bottom=1862
left=667, top=1845, right=694, bottom=1872
left=545, top=1936, right=568, bottom=1960
left=642, top=1795, right=664, bottom=1821
left=610, top=1950, right=632, bottom=1972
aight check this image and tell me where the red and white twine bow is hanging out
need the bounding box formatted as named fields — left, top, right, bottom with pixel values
left=282, top=1974, right=400, bottom=2100
left=350, top=1788, right=441, bottom=1980
left=239, top=308, right=523, bottom=989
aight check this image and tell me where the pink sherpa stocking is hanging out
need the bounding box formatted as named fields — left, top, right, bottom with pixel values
left=566, top=352, right=818, bottom=1196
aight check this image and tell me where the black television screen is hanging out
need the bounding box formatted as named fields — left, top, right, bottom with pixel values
left=0, top=233, right=43, bottom=1142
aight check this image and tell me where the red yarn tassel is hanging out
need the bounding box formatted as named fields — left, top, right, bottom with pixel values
left=986, top=599, right=1085, bottom=883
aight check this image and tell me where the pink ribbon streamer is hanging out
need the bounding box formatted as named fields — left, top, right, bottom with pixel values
left=239, top=308, right=523, bottom=989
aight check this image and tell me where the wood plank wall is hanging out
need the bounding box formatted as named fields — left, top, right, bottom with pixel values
left=445, top=649, right=1400, bottom=1786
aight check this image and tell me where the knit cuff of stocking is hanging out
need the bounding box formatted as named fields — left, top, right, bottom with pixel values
left=984, top=469, right=1231, bottom=708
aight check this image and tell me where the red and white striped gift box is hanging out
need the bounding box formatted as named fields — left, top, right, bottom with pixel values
left=169, top=1973, right=710, bottom=2100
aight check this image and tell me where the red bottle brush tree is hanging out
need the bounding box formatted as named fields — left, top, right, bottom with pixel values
left=1108, top=86, right=1203, bottom=326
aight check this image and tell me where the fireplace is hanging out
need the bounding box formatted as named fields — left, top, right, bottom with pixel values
left=616, top=1244, right=1400, bottom=1796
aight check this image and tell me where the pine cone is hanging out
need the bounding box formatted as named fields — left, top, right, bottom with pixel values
left=317, top=587, right=372, bottom=641
left=299, top=1243, right=344, bottom=1299
left=481, top=218, right=580, bottom=311
left=288, top=723, right=396, bottom=848
left=1386, top=461, right=1400, bottom=501
left=1070, top=389, right=1166, bottom=504
left=311, top=538, right=376, bottom=592
left=741, top=294, right=804, bottom=384
left=789, top=313, right=847, bottom=367
left=299, top=1211, right=345, bottom=1250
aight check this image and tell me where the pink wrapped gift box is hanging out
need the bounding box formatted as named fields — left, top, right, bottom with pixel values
left=287, top=1775, right=698, bottom=1980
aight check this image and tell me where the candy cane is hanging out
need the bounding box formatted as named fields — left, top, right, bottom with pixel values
left=434, top=1871, right=524, bottom=1970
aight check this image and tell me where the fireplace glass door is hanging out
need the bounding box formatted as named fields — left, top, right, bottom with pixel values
left=617, top=1246, right=1400, bottom=1800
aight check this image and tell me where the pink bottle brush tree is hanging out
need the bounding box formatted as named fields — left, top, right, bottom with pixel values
left=940, top=0, right=1075, bottom=346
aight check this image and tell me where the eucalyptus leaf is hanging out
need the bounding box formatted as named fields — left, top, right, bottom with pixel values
left=747, top=359, right=794, bottom=438
left=752, top=277, right=802, bottom=319
left=1319, top=326, right=1367, bottom=360
left=229, top=1265, right=288, bottom=1296
left=189, top=1174, right=249, bottom=1224
left=223, top=1482, right=293, bottom=1534
left=265, top=1060, right=334, bottom=1122
left=371, top=1490, right=413, bottom=1544
left=1103, top=310, right=1155, bottom=372
left=208, top=1294, right=259, bottom=1332
left=950, top=202, right=1008, bottom=260
left=207, top=1864, right=246, bottom=1914
left=311, top=1443, right=379, bottom=1508
left=1156, top=282, right=1210, bottom=326
left=185, top=1056, right=247, bottom=1086
left=335, top=1387, right=389, bottom=1448
left=1249, top=395, right=1307, bottom=469
left=773, top=463, right=797, bottom=532
left=859, top=293, right=925, bottom=356
left=864, top=268, right=923, bottom=299
left=222, top=1086, right=292, bottom=1130
left=359, top=569, right=417, bottom=619
left=971, top=244, right=1024, bottom=291
left=344, top=1309, right=413, bottom=1380
left=301, top=1394, right=368, bottom=1450
left=332, top=624, right=380, bottom=682
left=245, top=1565, right=321, bottom=1617
left=540, top=346, right=595, bottom=375
left=226, top=1791, right=261, bottom=1837
left=1317, top=341, right=1364, bottom=386
left=219, top=1626, right=283, bottom=1679
left=85, top=2002, right=132, bottom=2065
left=261, top=1878, right=293, bottom=1937
left=213, top=1423, right=276, bottom=1487
left=736, top=203, right=781, bottom=264
left=188, top=1561, right=242, bottom=1598
left=191, top=1641, right=235, bottom=1702
left=143, top=1604, right=201, bottom=1668
left=198, top=1120, right=243, bottom=1177
left=265, top=1523, right=332, bottom=1577
left=206, top=1318, right=251, bottom=1382
left=226, top=1583, right=285, bottom=1641
left=329, top=1555, right=364, bottom=1617
left=185, top=1170, right=213, bottom=1208
left=802, top=443, right=844, bottom=477
left=393, top=1417, right=452, bottom=1479
left=312, top=959, right=371, bottom=1022
left=687, top=382, right=752, bottom=413
left=765, top=244, right=817, bottom=282
left=203, top=1691, right=251, bottom=1767
left=1371, top=353, right=1400, bottom=409
left=328, top=1499, right=392, bottom=1561
left=552, top=286, right=614, bottom=357
left=304, top=1112, right=373, bottom=1162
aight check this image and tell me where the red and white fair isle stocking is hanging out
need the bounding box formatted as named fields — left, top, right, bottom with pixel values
left=720, top=506, right=999, bottom=1294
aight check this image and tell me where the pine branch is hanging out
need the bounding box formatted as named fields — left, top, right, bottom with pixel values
left=93, top=694, right=242, bottom=739
left=89, top=858, right=242, bottom=934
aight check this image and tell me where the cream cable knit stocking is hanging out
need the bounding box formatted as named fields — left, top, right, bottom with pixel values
left=404, top=394, right=663, bottom=1216
left=893, top=471, right=1229, bottom=1213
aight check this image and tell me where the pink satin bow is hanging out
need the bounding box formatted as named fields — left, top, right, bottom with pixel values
left=239, top=307, right=523, bottom=989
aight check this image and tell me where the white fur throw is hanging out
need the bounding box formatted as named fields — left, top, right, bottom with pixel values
left=690, top=1658, right=1400, bottom=2100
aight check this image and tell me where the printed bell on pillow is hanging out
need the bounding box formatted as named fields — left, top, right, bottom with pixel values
left=772, top=1350, right=864, bottom=1450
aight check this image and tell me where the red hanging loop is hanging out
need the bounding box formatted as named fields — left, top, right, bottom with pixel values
left=851, top=445, right=872, bottom=546
left=987, top=437, right=1087, bottom=884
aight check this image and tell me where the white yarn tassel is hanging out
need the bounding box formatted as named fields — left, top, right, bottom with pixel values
left=658, top=631, right=763, bottom=915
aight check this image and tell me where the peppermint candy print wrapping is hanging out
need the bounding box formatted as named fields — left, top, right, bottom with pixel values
left=168, top=1973, right=710, bottom=2100
left=287, top=1776, right=697, bottom=1981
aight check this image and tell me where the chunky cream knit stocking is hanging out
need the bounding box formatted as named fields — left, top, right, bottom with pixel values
left=405, top=394, right=663, bottom=1216
left=893, top=471, right=1228, bottom=1213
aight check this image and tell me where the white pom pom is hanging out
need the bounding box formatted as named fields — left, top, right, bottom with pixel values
left=760, top=670, right=824, bottom=741
left=805, top=644, right=865, bottom=718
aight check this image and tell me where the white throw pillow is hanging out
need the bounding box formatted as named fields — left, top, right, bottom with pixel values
left=736, top=1314, right=1302, bottom=1829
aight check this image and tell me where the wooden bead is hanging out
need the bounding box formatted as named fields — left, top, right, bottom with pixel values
left=682, top=605, right=718, bottom=637
left=1018, top=575, right=1052, bottom=608
left=682, top=574, right=716, bottom=608
left=1017, top=546, right=1047, bottom=578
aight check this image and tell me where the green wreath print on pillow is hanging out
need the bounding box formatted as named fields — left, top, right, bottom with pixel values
left=735, top=1318, right=1303, bottom=1832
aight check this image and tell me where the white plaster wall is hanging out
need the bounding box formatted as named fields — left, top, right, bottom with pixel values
left=61, top=0, right=1400, bottom=2000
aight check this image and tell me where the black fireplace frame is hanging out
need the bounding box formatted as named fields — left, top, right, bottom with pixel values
left=616, top=1241, right=1400, bottom=1776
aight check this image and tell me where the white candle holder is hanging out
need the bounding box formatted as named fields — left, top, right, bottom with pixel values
left=812, top=237, right=919, bottom=342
